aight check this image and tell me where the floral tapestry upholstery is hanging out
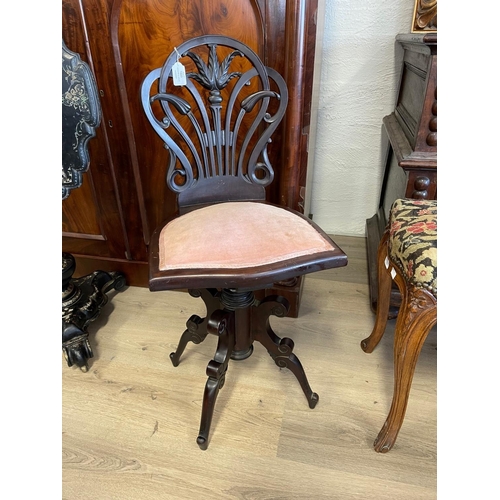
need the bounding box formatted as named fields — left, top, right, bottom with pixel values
left=388, top=198, right=437, bottom=295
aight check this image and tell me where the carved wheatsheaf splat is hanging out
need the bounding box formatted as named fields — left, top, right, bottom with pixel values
left=141, top=36, right=288, bottom=204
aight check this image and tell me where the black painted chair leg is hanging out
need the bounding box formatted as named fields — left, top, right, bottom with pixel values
left=253, top=295, right=319, bottom=409
left=62, top=253, right=126, bottom=371
left=197, top=310, right=235, bottom=450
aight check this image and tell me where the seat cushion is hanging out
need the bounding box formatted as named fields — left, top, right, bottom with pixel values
left=388, top=199, right=437, bottom=295
left=158, top=201, right=336, bottom=271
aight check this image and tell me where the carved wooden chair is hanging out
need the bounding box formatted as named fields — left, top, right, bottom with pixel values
left=361, top=198, right=437, bottom=452
left=141, top=35, right=348, bottom=449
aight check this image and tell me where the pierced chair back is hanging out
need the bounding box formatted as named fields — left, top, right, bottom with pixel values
left=141, top=35, right=287, bottom=211
left=139, top=36, right=348, bottom=450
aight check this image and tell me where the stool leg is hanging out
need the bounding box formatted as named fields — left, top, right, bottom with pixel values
left=170, top=315, right=207, bottom=367
left=170, top=288, right=220, bottom=366
left=253, top=295, right=319, bottom=409
left=197, top=310, right=235, bottom=450
left=361, top=231, right=391, bottom=353
left=374, top=282, right=437, bottom=452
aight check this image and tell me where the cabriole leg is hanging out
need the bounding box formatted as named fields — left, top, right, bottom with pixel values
left=361, top=231, right=391, bottom=353
left=253, top=295, right=319, bottom=409
left=170, top=288, right=220, bottom=367
left=374, top=282, right=437, bottom=452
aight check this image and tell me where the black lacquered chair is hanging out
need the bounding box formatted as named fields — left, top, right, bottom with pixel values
left=141, top=35, right=348, bottom=449
left=62, top=40, right=126, bottom=371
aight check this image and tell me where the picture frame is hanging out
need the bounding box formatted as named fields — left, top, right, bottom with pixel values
left=411, top=0, right=437, bottom=33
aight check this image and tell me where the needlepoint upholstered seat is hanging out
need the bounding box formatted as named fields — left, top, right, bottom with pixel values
left=361, top=198, right=437, bottom=452
left=141, top=35, right=347, bottom=449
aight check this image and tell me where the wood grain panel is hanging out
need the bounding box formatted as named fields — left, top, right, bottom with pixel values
left=62, top=0, right=135, bottom=260
left=62, top=1, right=104, bottom=238
left=113, top=0, right=264, bottom=239
left=62, top=172, right=103, bottom=236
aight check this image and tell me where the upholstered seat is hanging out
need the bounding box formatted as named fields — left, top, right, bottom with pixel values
left=388, top=198, right=437, bottom=295
left=151, top=201, right=340, bottom=290
left=361, top=198, right=437, bottom=452
left=141, top=36, right=348, bottom=449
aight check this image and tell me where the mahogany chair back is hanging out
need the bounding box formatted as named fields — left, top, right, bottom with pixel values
left=141, top=35, right=287, bottom=212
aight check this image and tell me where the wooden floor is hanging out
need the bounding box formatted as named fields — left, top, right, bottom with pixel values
left=62, top=235, right=437, bottom=499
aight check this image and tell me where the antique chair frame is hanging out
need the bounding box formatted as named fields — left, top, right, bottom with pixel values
left=361, top=199, right=436, bottom=452
left=141, top=35, right=347, bottom=449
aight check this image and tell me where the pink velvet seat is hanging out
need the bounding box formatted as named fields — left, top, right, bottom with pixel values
left=141, top=36, right=348, bottom=450
left=150, top=201, right=342, bottom=291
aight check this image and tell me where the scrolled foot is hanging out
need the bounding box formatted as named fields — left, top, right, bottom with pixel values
left=97, top=270, right=127, bottom=294
left=63, top=336, right=93, bottom=371
left=252, top=296, right=318, bottom=409
left=197, top=364, right=229, bottom=451
left=275, top=350, right=318, bottom=409
left=170, top=315, right=207, bottom=367
left=373, top=421, right=396, bottom=453
left=360, top=338, right=371, bottom=353
left=110, top=272, right=127, bottom=292
left=196, top=311, right=235, bottom=450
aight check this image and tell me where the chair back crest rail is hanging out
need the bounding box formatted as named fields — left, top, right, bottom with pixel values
left=141, top=35, right=288, bottom=210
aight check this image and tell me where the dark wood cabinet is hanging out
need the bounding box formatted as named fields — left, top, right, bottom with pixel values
left=62, top=0, right=321, bottom=315
left=366, top=33, right=437, bottom=315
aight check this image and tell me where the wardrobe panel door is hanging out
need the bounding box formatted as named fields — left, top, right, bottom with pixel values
left=62, top=0, right=133, bottom=261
